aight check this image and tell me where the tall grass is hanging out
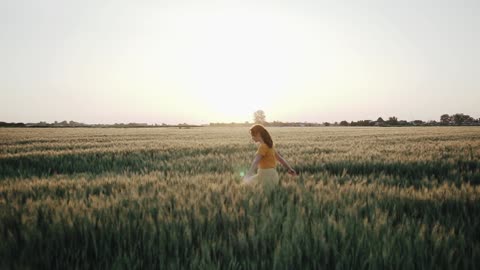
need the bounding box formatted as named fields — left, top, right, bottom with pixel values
left=1, top=127, right=480, bottom=269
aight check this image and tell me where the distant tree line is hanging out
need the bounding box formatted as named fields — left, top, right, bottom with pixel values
left=0, top=122, right=27, bottom=127
left=1, top=113, right=478, bottom=128
left=0, top=120, right=202, bottom=128
left=332, top=113, right=479, bottom=127
left=250, top=112, right=479, bottom=127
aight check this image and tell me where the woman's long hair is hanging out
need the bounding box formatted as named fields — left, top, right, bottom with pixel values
left=250, top=124, right=273, bottom=148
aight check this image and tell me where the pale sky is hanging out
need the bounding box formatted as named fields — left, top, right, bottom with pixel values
left=1, top=0, right=479, bottom=124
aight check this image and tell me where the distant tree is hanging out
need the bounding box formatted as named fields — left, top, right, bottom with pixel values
left=387, top=116, right=398, bottom=125
left=465, top=115, right=475, bottom=124
left=355, top=120, right=372, bottom=126
left=452, top=113, right=472, bottom=125
left=452, top=114, right=463, bottom=125
left=340, top=120, right=349, bottom=126
left=440, top=114, right=450, bottom=125
left=413, top=120, right=424, bottom=125
left=253, top=110, right=266, bottom=125
left=376, top=117, right=384, bottom=123
left=323, top=122, right=330, bottom=126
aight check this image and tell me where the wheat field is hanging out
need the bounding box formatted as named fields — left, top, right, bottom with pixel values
left=1, top=127, right=480, bottom=269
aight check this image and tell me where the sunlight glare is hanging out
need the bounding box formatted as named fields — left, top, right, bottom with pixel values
left=181, top=9, right=296, bottom=122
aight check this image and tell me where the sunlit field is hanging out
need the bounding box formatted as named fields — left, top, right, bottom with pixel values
left=1, top=127, right=480, bottom=269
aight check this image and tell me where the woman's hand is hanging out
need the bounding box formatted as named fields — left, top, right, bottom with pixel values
left=276, top=151, right=297, bottom=176
left=243, top=171, right=253, bottom=182
left=243, top=174, right=253, bottom=183
left=287, top=168, right=297, bottom=176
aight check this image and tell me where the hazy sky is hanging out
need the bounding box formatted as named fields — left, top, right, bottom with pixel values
left=1, top=0, right=479, bottom=124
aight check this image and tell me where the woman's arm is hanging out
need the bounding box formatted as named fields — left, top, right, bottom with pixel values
left=275, top=151, right=297, bottom=176
left=245, top=154, right=262, bottom=179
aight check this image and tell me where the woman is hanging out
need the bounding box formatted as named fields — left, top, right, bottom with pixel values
left=243, top=124, right=296, bottom=188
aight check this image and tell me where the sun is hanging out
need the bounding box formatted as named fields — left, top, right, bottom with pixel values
left=191, top=81, right=274, bottom=122
left=187, top=66, right=289, bottom=122
left=169, top=8, right=303, bottom=122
